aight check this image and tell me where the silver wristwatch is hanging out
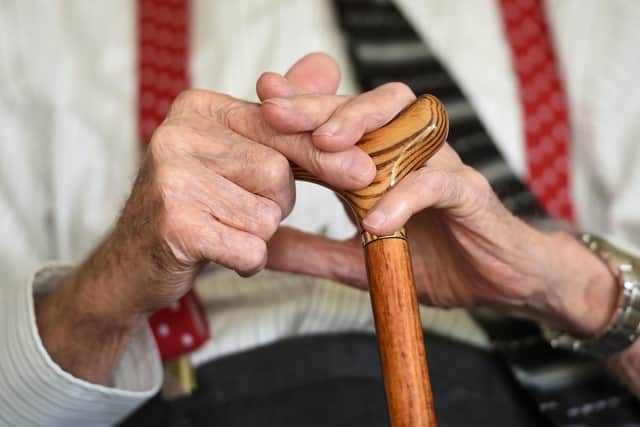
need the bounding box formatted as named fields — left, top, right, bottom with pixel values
left=544, top=233, right=640, bottom=358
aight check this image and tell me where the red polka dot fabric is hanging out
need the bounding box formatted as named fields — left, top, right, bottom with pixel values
left=498, top=0, right=575, bottom=223
left=137, top=0, right=191, bottom=144
left=148, top=290, right=210, bottom=361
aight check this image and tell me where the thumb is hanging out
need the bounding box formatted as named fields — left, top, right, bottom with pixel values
left=256, top=52, right=341, bottom=100
left=266, top=226, right=367, bottom=289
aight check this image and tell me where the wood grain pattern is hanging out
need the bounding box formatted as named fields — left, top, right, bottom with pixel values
left=366, top=237, right=435, bottom=427
left=292, top=94, right=448, bottom=222
left=292, top=94, right=448, bottom=427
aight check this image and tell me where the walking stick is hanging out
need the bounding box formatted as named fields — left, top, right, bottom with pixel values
left=291, top=94, right=448, bottom=426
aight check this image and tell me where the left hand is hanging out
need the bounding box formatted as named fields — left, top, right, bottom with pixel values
left=260, top=54, right=618, bottom=337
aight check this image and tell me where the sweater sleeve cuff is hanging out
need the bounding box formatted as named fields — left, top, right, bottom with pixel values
left=0, top=263, right=163, bottom=427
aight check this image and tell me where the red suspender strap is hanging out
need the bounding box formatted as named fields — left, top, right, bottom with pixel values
left=137, top=0, right=210, bottom=361
left=137, top=0, right=190, bottom=143
left=498, top=0, right=576, bottom=223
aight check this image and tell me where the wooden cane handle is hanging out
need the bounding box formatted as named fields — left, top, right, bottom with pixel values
left=292, top=94, right=448, bottom=427
left=291, top=94, right=448, bottom=222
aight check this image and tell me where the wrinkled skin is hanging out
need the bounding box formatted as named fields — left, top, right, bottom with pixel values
left=35, top=53, right=617, bottom=388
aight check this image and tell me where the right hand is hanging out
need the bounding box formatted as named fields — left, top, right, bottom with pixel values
left=33, top=53, right=402, bottom=385
left=86, top=94, right=374, bottom=318
left=36, top=54, right=374, bottom=384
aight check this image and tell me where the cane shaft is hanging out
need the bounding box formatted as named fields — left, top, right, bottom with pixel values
left=290, top=94, right=447, bottom=426
left=365, top=235, right=436, bottom=427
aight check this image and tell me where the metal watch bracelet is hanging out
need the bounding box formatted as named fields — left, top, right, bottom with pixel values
left=544, top=233, right=640, bottom=359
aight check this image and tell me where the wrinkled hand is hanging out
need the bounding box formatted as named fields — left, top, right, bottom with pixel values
left=94, top=62, right=383, bottom=316
left=34, top=53, right=384, bottom=384
left=260, top=56, right=617, bottom=338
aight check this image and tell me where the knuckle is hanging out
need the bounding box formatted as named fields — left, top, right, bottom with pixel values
left=168, top=89, right=199, bottom=116
left=171, top=89, right=235, bottom=119
left=382, top=81, right=415, bottom=101
left=462, top=165, right=491, bottom=192
left=461, top=166, right=497, bottom=210
left=262, top=152, right=291, bottom=190
left=216, top=98, right=251, bottom=129
left=420, top=168, right=468, bottom=208
left=170, top=89, right=207, bottom=113
left=257, top=200, right=282, bottom=239
left=149, top=124, right=193, bottom=159
left=154, top=164, right=184, bottom=191
left=237, top=238, right=267, bottom=275
left=149, top=125, right=178, bottom=154
left=280, top=193, right=295, bottom=219
left=421, top=169, right=447, bottom=196
left=173, top=89, right=196, bottom=104
left=308, top=147, right=325, bottom=175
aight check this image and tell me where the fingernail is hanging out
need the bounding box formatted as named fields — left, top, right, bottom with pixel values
left=313, top=118, right=342, bottom=136
left=263, top=97, right=293, bottom=109
left=363, top=211, right=386, bottom=230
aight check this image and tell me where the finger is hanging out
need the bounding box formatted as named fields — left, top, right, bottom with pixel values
left=285, top=52, right=341, bottom=94
left=166, top=205, right=268, bottom=276
left=256, top=52, right=341, bottom=100
left=202, top=220, right=268, bottom=277
left=312, top=82, right=416, bottom=152
left=224, top=105, right=376, bottom=190
left=420, top=142, right=466, bottom=171
left=160, top=163, right=284, bottom=241
left=261, top=94, right=351, bottom=134
left=166, top=90, right=375, bottom=190
left=256, top=72, right=300, bottom=100
left=181, top=129, right=295, bottom=218
left=266, top=226, right=367, bottom=289
left=261, top=82, right=415, bottom=152
left=362, top=164, right=492, bottom=236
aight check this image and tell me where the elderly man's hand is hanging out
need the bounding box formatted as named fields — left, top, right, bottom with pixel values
left=258, top=59, right=618, bottom=341
left=33, top=53, right=419, bottom=385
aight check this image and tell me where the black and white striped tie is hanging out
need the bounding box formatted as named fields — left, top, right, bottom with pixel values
left=334, top=0, right=546, bottom=220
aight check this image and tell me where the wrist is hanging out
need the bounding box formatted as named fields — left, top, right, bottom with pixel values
left=35, top=263, right=144, bottom=385
left=538, top=231, right=619, bottom=336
